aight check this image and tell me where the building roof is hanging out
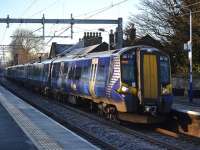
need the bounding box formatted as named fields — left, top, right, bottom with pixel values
left=59, top=42, right=108, bottom=58
left=49, top=42, right=74, bottom=58
left=58, top=41, right=85, bottom=56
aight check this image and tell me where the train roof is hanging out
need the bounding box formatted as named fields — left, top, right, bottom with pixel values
left=53, top=50, right=114, bottom=63
left=52, top=45, right=160, bottom=63
left=116, top=45, right=159, bottom=54
left=44, top=45, right=161, bottom=63
left=7, top=45, right=163, bottom=68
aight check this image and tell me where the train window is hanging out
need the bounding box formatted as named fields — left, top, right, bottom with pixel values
left=121, top=50, right=136, bottom=86
left=160, top=56, right=170, bottom=84
left=38, top=65, right=42, bottom=77
left=64, top=63, right=68, bottom=74
left=57, top=63, right=61, bottom=78
left=75, top=67, right=82, bottom=80
left=35, top=66, right=40, bottom=77
left=33, top=66, right=37, bottom=77
left=81, top=66, right=90, bottom=81
left=52, top=63, right=60, bottom=78
left=68, top=66, right=74, bottom=79
left=37, top=67, right=40, bottom=77
left=44, top=64, right=49, bottom=78
left=52, top=65, right=56, bottom=78
left=96, top=65, right=106, bottom=83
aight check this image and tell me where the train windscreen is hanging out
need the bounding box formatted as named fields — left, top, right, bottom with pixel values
left=121, top=50, right=136, bottom=86
left=160, top=56, right=170, bottom=84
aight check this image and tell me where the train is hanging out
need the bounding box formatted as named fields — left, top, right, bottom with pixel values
left=6, top=45, right=173, bottom=123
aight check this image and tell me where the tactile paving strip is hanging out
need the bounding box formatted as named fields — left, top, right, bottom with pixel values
left=0, top=94, right=63, bottom=150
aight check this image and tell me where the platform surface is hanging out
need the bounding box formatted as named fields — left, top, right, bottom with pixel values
left=0, top=101, right=37, bottom=150
left=0, top=85, right=99, bottom=150
left=173, top=96, right=200, bottom=116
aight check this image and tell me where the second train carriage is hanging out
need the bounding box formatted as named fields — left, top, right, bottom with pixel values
left=6, top=45, right=173, bottom=123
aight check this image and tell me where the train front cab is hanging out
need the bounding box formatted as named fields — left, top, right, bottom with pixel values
left=140, top=48, right=172, bottom=114
left=118, top=47, right=173, bottom=123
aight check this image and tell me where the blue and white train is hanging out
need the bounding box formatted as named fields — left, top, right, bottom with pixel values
left=6, top=45, right=173, bottom=123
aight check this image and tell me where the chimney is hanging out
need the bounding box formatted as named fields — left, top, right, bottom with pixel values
left=93, top=32, right=95, bottom=37
left=89, top=32, right=92, bottom=37
left=86, top=32, right=89, bottom=37
left=95, top=32, right=98, bottom=37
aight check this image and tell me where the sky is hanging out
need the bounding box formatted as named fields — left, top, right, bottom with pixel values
left=0, top=0, right=140, bottom=50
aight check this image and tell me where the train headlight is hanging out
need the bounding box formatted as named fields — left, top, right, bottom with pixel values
left=162, top=84, right=172, bottom=95
left=162, top=87, right=169, bottom=94
left=117, top=83, right=129, bottom=94
left=121, top=86, right=129, bottom=93
left=117, top=83, right=137, bottom=95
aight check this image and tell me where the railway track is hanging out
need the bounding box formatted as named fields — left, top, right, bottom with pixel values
left=1, top=78, right=200, bottom=150
left=59, top=103, right=182, bottom=150
left=55, top=100, right=200, bottom=150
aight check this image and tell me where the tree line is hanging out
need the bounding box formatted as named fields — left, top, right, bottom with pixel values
left=124, top=0, right=200, bottom=75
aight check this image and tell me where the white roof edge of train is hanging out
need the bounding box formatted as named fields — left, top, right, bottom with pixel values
left=116, top=45, right=159, bottom=54
left=37, top=45, right=160, bottom=63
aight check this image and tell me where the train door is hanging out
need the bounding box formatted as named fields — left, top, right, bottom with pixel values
left=142, top=53, right=159, bottom=102
left=89, top=58, right=98, bottom=97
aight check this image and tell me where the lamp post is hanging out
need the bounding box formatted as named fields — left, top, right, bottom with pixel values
left=188, top=9, right=193, bottom=103
left=98, top=28, right=110, bottom=50
left=176, top=4, right=193, bottom=102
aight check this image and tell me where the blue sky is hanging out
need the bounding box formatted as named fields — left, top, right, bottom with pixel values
left=0, top=0, right=140, bottom=47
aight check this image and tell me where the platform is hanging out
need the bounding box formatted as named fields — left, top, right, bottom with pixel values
left=172, top=96, right=200, bottom=116
left=171, top=96, right=200, bottom=138
left=0, top=85, right=99, bottom=150
left=0, top=101, right=37, bottom=150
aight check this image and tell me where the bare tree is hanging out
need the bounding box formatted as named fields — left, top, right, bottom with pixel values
left=127, top=0, right=200, bottom=74
left=132, top=0, right=181, bottom=42
left=124, top=22, right=136, bottom=46
left=9, top=29, right=44, bottom=63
